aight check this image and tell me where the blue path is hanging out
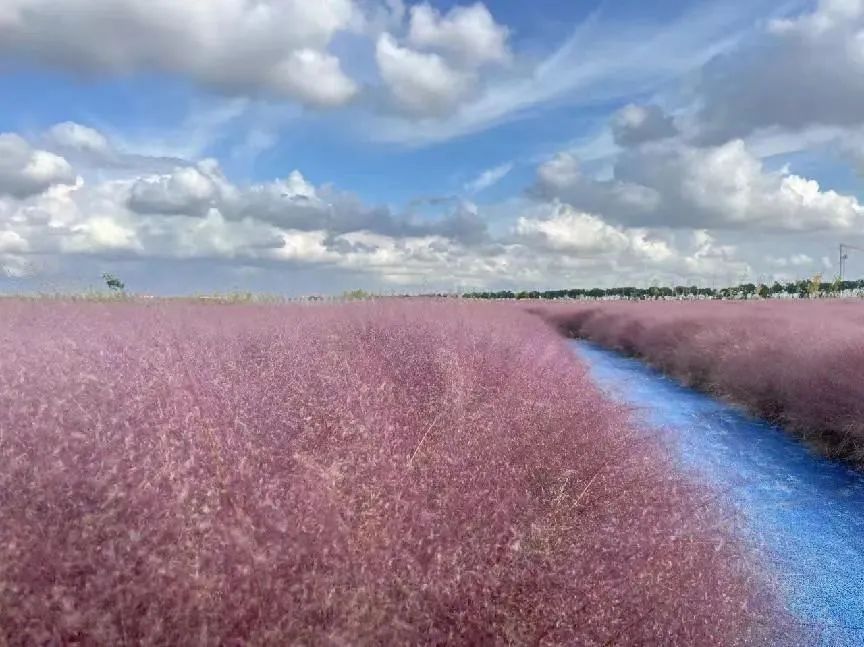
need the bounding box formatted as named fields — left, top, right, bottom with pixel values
left=572, top=341, right=864, bottom=646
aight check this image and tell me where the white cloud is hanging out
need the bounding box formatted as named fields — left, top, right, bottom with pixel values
left=128, top=166, right=220, bottom=216
left=515, top=205, right=631, bottom=255
left=0, top=176, right=285, bottom=261
left=66, top=216, right=142, bottom=254
left=407, top=2, right=510, bottom=67
left=0, top=171, right=825, bottom=293
left=0, top=126, right=847, bottom=294
left=0, top=141, right=689, bottom=292
left=768, top=0, right=863, bottom=39
left=0, top=133, right=76, bottom=199
left=375, top=33, right=473, bottom=117
left=0, top=0, right=796, bottom=148
left=612, top=104, right=678, bottom=147
left=514, top=203, right=673, bottom=262
left=369, top=0, right=780, bottom=144
left=535, top=139, right=864, bottom=231
left=464, top=163, right=513, bottom=193
left=373, top=2, right=512, bottom=119
left=120, top=159, right=489, bottom=243
left=0, top=0, right=359, bottom=107
left=680, top=142, right=864, bottom=230
left=695, top=0, right=864, bottom=141
left=160, top=211, right=285, bottom=260
left=742, top=124, right=848, bottom=160
left=263, top=49, right=358, bottom=108
left=0, top=126, right=493, bottom=280
left=535, top=152, right=660, bottom=220
left=0, top=230, right=28, bottom=254
left=46, top=122, right=111, bottom=156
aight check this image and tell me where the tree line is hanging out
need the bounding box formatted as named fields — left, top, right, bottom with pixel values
left=463, top=276, right=864, bottom=301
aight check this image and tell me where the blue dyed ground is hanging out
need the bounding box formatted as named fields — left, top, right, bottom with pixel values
left=573, top=341, right=864, bottom=646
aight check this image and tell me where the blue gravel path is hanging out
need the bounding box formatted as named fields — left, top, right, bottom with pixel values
left=572, top=341, right=864, bottom=646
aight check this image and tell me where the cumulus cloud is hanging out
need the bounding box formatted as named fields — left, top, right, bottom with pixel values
left=515, top=204, right=668, bottom=260
left=534, top=152, right=660, bottom=223
left=123, top=160, right=489, bottom=244
left=407, top=2, right=510, bottom=67
left=504, top=201, right=763, bottom=287
left=262, top=49, right=358, bottom=107
left=0, top=176, right=501, bottom=292
left=0, top=175, right=286, bottom=262
left=128, top=166, right=220, bottom=217
left=0, top=132, right=735, bottom=293
left=0, top=230, right=28, bottom=254
left=694, top=0, right=864, bottom=141
left=612, top=104, right=678, bottom=147
left=0, top=167, right=811, bottom=293
left=375, top=33, right=473, bottom=117
left=152, top=211, right=287, bottom=260
left=375, top=2, right=509, bottom=117
left=0, top=126, right=834, bottom=294
left=0, top=132, right=492, bottom=280
left=0, top=0, right=358, bottom=107
left=0, top=134, right=77, bottom=199
left=535, top=140, right=864, bottom=231
left=46, top=122, right=111, bottom=156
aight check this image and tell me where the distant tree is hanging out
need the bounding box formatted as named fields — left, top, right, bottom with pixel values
left=102, top=273, right=125, bottom=292
left=342, top=289, right=371, bottom=301
left=739, top=283, right=756, bottom=298
left=808, top=273, right=823, bottom=298
left=463, top=272, right=864, bottom=302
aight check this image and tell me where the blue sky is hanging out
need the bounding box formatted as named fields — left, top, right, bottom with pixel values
left=1, top=0, right=863, bottom=294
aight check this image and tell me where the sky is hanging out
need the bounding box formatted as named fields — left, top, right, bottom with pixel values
left=2, top=0, right=864, bottom=295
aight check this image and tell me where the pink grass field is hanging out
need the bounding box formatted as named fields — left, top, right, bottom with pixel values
left=538, top=299, right=864, bottom=466
left=0, top=300, right=790, bottom=645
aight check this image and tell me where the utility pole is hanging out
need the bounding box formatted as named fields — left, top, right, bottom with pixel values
left=841, top=244, right=846, bottom=283
left=839, top=243, right=864, bottom=282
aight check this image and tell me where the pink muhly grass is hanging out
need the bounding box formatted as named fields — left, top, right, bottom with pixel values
left=0, top=300, right=789, bottom=644
left=539, top=299, right=864, bottom=467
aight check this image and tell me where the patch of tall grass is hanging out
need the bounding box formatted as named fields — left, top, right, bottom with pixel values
left=0, top=300, right=789, bottom=644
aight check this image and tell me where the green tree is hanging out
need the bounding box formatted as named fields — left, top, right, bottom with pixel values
left=341, top=289, right=370, bottom=300
left=808, top=273, right=822, bottom=298
left=739, top=283, right=757, bottom=298
left=102, top=273, right=125, bottom=292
